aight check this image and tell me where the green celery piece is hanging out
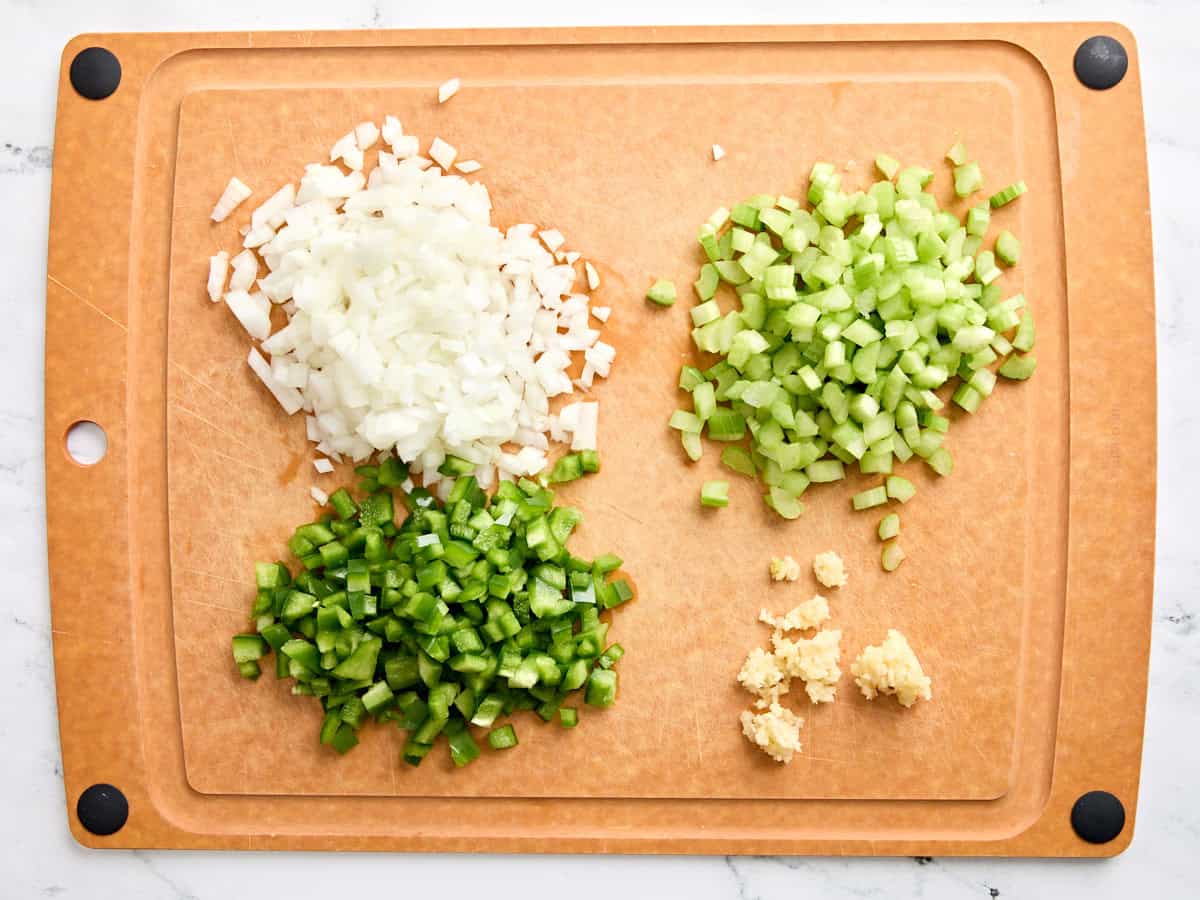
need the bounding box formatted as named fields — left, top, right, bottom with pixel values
left=806, top=459, right=845, bottom=483
left=700, top=480, right=730, bottom=508
left=1013, top=310, right=1036, bottom=352
left=875, top=154, right=901, bottom=179
left=989, top=181, right=1028, bottom=208
left=881, top=540, right=906, bottom=572
left=966, top=204, right=990, bottom=237
left=646, top=279, right=677, bottom=307
left=995, top=230, right=1021, bottom=266
left=926, top=447, right=954, bottom=476
left=720, top=446, right=757, bottom=477
left=953, top=161, right=983, bottom=197
left=886, top=475, right=916, bottom=503
left=945, top=141, right=968, bottom=166
left=694, top=264, right=720, bottom=300
left=852, top=486, right=888, bottom=510
left=765, top=486, right=804, bottom=519
left=999, top=353, right=1037, bottom=380
left=679, top=366, right=705, bottom=392
left=681, top=431, right=702, bottom=462
left=878, top=513, right=900, bottom=541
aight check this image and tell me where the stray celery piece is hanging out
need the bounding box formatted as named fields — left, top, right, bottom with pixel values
left=765, top=486, right=803, bottom=519
left=559, top=707, right=579, bottom=728
left=681, top=430, right=703, bottom=462
left=999, top=353, right=1037, bottom=380
left=875, top=154, right=900, bottom=180
left=886, top=475, right=916, bottom=503
left=995, top=230, right=1021, bottom=266
left=878, top=513, right=900, bottom=541
left=720, top=446, right=757, bottom=477
left=579, top=450, right=600, bottom=473
left=700, top=480, right=730, bottom=508
left=989, top=181, right=1028, bottom=208
left=966, top=204, right=990, bottom=237
left=945, top=141, right=968, bottom=166
left=852, top=486, right=888, bottom=510
left=647, top=279, right=677, bottom=307
left=881, top=540, right=906, bottom=572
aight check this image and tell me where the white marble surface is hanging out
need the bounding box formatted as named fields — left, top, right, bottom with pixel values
left=3, top=0, right=1197, bottom=896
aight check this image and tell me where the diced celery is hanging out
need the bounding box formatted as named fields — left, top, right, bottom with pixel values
left=681, top=431, right=702, bottom=461
left=691, top=300, right=721, bottom=327
left=806, top=459, right=845, bottom=483
left=878, top=513, right=900, bottom=541
left=646, top=279, right=677, bottom=307
left=720, top=446, right=757, bottom=477
left=998, top=353, right=1037, bottom=380
left=669, top=410, right=703, bottom=433
left=679, top=366, right=705, bottom=392
left=692, top=382, right=717, bottom=421
left=852, top=486, right=888, bottom=510
left=700, top=480, right=730, bottom=508
left=881, top=540, right=906, bottom=572
left=1013, top=310, right=1036, bottom=352
left=875, top=154, right=901, bottom=180
left=995, top=230, right=1021, bottom=266
left=945, top=141, right=968, bottom=166
left=953, top=162, right=983, bottom=197
left=966, top=204, right=990, bottom=237
left=989, top=181, right=1027, bottom=208
left=926, top=447, right=954, bottom=476
left=886, top=475, right=916, bottom=503
left=694, top=264, right=720, bottom=300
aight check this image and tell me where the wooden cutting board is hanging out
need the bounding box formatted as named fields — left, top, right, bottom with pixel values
left=45, top=23, right=1155, bottom=856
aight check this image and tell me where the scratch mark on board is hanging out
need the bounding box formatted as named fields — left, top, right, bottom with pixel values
left=47, top=275, right=128, bottom=332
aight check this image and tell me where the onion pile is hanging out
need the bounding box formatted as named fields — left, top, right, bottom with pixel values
left=207, top=120, right=614, bottom=492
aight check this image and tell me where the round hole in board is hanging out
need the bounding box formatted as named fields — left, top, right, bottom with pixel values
left=65, top=420, right=107, bottom=466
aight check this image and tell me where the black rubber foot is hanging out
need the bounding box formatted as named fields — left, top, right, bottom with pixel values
left=1071, top=790, right=1126, bottom=844
left=69, top=46, right=121, bottom=100
left=1074, top=36, right=1129, bottom=90
left=76, top=783, right=129, bottom=836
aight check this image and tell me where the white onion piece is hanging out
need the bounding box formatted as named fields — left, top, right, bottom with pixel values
left=585, top=262, right=600, bottom=290
left=330, top=132, right=364, bottom=171
left=206, top=252, right=229, bottom=302
left=381, top=115, right=404, bottom=148
left=251, top=184, right=296, bottom=230
left=313, top=457, right=334, bottom=474
left=224, top=290, right=271, bottom=341
left=247, top=348, right=303, bottom=415
left=591, top=306, right=611, bottom=322
left=228, top=250, right=258, bottom=292
left=429, top=137, right=457, bottom=171
left=438, top=78, right=460, bottom=103
left=354, top=122, right=379, bottom=150
left=310, top=486, right=329, bottom=505
left=712, top=144, right=726, bottom=161
left=211, top=177, right=252, bottom=222
left=455, top=160, right=482, bottom=174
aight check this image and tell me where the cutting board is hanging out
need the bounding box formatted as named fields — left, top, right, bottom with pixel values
left=45, top=23, right=1155, bottom=855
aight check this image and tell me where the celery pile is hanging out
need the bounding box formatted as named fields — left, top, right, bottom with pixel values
left=669, top=146, right=1036, bottom=523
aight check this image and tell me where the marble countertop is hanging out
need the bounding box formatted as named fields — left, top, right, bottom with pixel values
left=3, top=1, right=1197, bottom=896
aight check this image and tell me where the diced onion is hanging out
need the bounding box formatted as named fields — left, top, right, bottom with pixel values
left=310, top=485, right=329, bottom=505
left=207, top=251, right=229, bottom=302
left=208, top=120, right=615, bottom=479
left=211, top=177, right=252, bottom=222
left=438, top=78, right=460, bottom=103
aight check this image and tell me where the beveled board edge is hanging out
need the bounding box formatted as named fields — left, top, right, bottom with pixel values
left=44, top=22, right=1154, bottom=856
